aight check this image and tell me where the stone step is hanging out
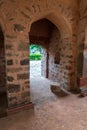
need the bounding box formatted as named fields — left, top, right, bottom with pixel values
left=50, top=82, right=70, bottom=97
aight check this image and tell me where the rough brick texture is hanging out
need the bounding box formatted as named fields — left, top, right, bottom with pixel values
left=0, top=0, right=84, bottom=115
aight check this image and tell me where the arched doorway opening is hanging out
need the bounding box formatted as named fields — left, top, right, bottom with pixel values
left=30, top=44, right=42, bottom=78
left=29, top=18, right=62, bottom=104
left=0, top=26, right=7, bottom=116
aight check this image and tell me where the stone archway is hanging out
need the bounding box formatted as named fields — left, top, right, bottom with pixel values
left=28, top=12, right=75, bottom=91
left=0, top=0, right=78, bottom=116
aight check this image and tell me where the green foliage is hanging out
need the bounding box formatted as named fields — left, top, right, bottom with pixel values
left=30, top=53, right=42, bottom=60
left=30, top=44, right=42, bottom=54
left=30, top=44, right=42, bottom=60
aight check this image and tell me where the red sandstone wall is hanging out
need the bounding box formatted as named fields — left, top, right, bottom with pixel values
left=48, top=27, right=61, bottom=82
left=41, top=26, right=75, bottom=90
left=0, top=0, right=78, bottom=109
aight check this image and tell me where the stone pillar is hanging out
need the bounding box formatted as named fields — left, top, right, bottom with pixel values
left=77, top=0, right=87, bottom=78
left=69, top=10, right=79, bottom=91
left=60, top=37, right=75, bottom=91
left=5, top=32, right=33, bottom=114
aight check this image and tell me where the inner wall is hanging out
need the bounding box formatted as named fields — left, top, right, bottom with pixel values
left=41, top=26, right=61, bottom=82
left=42, top=25, right=72, bottom=90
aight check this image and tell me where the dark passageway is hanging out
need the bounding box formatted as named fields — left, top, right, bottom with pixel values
left=0, top=26, right=7, bottom=116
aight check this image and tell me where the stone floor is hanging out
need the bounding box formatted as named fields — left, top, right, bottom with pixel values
left=0, top=61, right=87, bottom=130
left=0, top=76, right=87, bottom=130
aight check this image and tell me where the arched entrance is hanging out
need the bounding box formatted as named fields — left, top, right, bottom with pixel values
left=29, top=17, right=72, bottom=104
left=28, top=13, right=74, bottom=91
left=2, top=0, right=78, bottom=115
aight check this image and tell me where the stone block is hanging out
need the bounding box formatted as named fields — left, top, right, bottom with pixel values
left=50, top=82, right=70, bottom=96
left=18, top=41, right=29, bottom=51
left=20, top=59, right=29, bottom=65
left=6, top=35, right=17, bottom=39
left=6, top=44, right=13, bottom=50
left=8, top=84, right=20, bottom=93
left=17, top=73, right=29, bottom=80
left=14, top=24, right=25, bottom=32
left=7, top=76, right=14, bottom=82
left=7, top=67, right=23, bottom=73
left=8, top=97, right=17, bottom=107
left=21, top=91, right=29, bottom=98
left=7, top=60, right=13, bottom=65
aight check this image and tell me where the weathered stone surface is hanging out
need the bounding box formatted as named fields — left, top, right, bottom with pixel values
left=7, top=60, right=13, bottom=65
left=0, top=0, right=81, bottom=109
left=8, top=84, right=20, bottom=93
left=25, top=81, right=29, bottom=84
left=18, top=41, right=29, bottom=51
left=25, top=6, right=32, bottom=12
left=20, top=59, right=29, bottom=65
left=24, top=67, right=29, bottom=71
left=41, top=26, right=75, bottom=90
left=21, top=11, right=31, bottom=19
left=7, top=76, right=14, bottom=82
left=9, top=0, right=16, bottom=3
left=17, top=73, right=29, bottom=80
left=50, top=83, right=70, bottom=96
left=7, top=67, right=22, bottom=73
left=6, top=53, right=19, bottom=57
left=0, top=1, right=3, bottom=7
left=21, top=92, right=29, bottom=98
left=14, top=24, right=25, bottom=32
left=6, top=44, right=13, bottom=50
left=25, top=85, right=29, bottom=89
left=9, top=18, right=14, bottom=21
left=66, top=55, right=73, bottom=58
left=66, top=65, right=72, bottom=70
left=6, top=35, right=17, bottom=39
left=8, top=96, right=17, bottom=107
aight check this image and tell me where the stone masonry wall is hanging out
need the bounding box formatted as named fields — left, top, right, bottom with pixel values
left=41, top=25, right=77, bottom=90
left=48, top=25, right=78, bottom=90
left=5, top=32, right=30, bottom=108
left=48, top=27, right=61, bottom=82
left=0, top=0, right=78, bottom=110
